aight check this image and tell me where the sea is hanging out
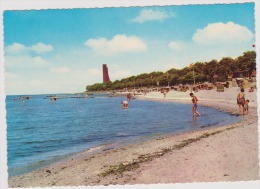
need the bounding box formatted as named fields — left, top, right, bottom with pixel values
left=5, top=94, right=240, bottom=177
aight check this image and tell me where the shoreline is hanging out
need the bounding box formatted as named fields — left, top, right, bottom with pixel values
left=9, top=89, right=259, bottom=187
left=8, top=99, right=240, bottom=177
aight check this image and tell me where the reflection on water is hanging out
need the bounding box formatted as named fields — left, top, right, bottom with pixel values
left=192, top=115, right=198, bottom=127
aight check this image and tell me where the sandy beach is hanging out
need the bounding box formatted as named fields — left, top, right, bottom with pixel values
left=9, top=87, right=259, bottom=187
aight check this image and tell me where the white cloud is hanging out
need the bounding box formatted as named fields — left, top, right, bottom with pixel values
left=50, top=66, right=71, bottom=74
left=109, top=64, right=132, bottom=80
left=30, top=80, right=45, bottom=87
left=192, top=21, right=254, bottom=45
left=85, top=34, right=147, bottom=55
left=87, top=68, right=102, bottom=76
left=4, top=72, right=19, bottom=80
left=32, top=56, right=49, bottom=67
left=168, top=41, right=184, bottom=51
left=131, top=9, right=175, bottom=23
left=5, top=42, right=54, bottom=55
left=31, top=43, right=54, bottom=54
left=110, top=70, right=132, bottom=79
left=5, top=43, right=28, bottom=54
left=5, top=55, right=49, bottom=68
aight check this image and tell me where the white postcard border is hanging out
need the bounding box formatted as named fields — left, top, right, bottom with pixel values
left=0, top=0, right=259, bottom=189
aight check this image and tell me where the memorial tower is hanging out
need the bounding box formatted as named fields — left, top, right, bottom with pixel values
left=103, top=64, right=110, bottom=83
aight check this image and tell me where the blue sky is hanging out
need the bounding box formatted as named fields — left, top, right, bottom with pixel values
left=4, top=3, right=255, bottom=95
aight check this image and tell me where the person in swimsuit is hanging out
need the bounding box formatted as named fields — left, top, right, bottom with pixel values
left=19, top=96, right=24, bottom=103
left=249, top=87, right=254, bottom=92
left=121, top=101, right=128, bottom=109
left=163, top=89, right=166, bottom=98
left=190, top=93, right=200, bottom=116
left=237, top=88, right=245, bottom=115
left=50, top=96, right=53, bottom=104
left=126, top=93, right=131, bottom=101
left=244, top=99, right=249, bottom=115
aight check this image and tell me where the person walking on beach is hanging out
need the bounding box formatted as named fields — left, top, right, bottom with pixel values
left=163, top=89, right=167, bottom=98
left=237, top=88, right=245, bottom=115
left=190, top=93, right=200, bottom=116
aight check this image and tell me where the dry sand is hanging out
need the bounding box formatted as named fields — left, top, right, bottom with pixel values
left=9, top=87, right=259, bottom=187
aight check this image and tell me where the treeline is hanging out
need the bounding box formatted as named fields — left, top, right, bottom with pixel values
left=86, top=51, right=256, bottom=91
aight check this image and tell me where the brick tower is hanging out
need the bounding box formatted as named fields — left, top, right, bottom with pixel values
left=103, top=64, right=110, bottom=83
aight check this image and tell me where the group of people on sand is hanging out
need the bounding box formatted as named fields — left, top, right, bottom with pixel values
left=237, top=88, right=250, bottom=115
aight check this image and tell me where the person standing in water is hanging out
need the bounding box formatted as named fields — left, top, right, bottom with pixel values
left=126, top=93, right=131, bottom=101
left=121, top=101, right=128, bottom=109
left=190, top=93, right=200, bottom=116
left=50, top=97, right=53, bottom=104
left=19, top=96, right=24, bottom=103
left=53, top=96, right=58, bottom=102
left=237, top=88, right=245, bottom=115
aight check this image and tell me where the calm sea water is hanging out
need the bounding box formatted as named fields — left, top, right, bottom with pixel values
left=6, top=94, right=240, bottom=176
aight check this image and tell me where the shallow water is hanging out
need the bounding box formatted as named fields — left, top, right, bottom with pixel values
left=6, top=94, right=240, bottom=176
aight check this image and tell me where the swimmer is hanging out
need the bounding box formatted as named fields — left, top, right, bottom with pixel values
left=121, top=100, right=128, bottom=109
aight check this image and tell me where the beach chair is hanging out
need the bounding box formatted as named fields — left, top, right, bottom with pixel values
left=217, top=86, right=224, bottom=92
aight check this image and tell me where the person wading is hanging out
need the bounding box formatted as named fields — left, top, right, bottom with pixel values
left=190, top=93, right=200, bottom=116
left=237, top=88, right=245, bottom=115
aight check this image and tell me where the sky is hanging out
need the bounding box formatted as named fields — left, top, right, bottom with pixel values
left=3, top=3, right=256, bottom=95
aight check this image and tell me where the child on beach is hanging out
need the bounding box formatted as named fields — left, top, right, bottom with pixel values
left=190, top=93, right=200, bottom=116
left=244, top=99, right=249, bottom=115
left=249, top=87, right=254, bottom=92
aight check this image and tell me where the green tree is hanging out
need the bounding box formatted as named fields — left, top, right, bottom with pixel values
left=86, top=51, right=256, bottom=91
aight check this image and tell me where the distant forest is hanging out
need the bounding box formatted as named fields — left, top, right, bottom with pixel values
left=86, top=51, right=256, bottom=91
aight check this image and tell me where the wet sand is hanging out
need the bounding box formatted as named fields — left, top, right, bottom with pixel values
left=9, top=88, right=259, bottom=187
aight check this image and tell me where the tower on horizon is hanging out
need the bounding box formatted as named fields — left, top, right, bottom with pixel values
left=103, top=64, right=110, bottom=83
